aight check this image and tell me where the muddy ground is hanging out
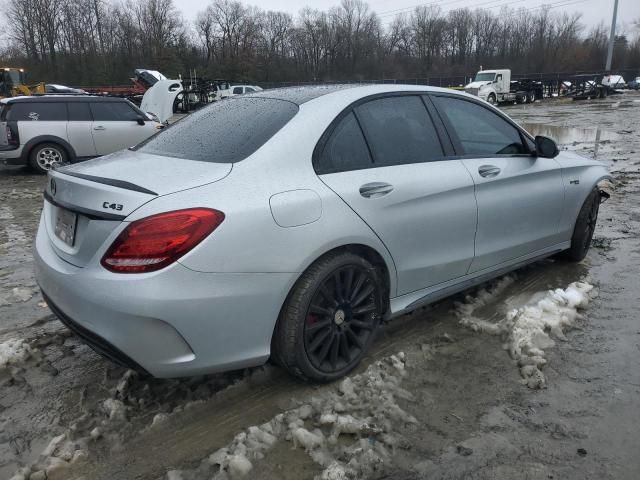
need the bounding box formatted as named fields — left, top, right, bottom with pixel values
left=1, top=92, right=639, bottom=480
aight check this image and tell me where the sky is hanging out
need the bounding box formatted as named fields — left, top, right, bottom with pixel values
left=176, top=0, right=640, bottom=32
left=0, top=0, right=638, bottom=44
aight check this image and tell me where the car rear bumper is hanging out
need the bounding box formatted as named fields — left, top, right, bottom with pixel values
left=34, top=215, right=295, bottom=378
left=0, top=145, right=25, bottom=164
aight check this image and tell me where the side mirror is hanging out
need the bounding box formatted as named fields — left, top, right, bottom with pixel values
left=535, top=136, right=559, bottom=158
left=135, top=115, right=146, bottom=125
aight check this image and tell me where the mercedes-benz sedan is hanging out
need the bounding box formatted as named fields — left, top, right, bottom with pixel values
left=35, top=85, right=610, bottom=381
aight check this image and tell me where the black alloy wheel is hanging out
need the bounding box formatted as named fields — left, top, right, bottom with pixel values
left=303, top=265, right=379, bottom=373
left=561, top=188, right=601, bottom=262
left=273, top=251, right=384, bottom=382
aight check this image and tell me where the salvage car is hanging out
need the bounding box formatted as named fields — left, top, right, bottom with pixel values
left=0, top=96, right=161, bottom=173
left=34, top=85, right=611, bottom=382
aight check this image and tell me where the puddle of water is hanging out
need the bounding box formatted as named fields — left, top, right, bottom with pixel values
left=519, top=123, right=620, bottom=145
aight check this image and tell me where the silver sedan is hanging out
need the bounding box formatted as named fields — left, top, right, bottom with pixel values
left=34, top=85, right=610, bottom=381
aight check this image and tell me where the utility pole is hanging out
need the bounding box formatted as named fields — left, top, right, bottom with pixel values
left=605, top=0, right=619, bottom=71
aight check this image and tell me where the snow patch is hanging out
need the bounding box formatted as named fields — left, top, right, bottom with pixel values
left=456, top=278, right=595, bottom=388
left=0, top=338, right=35, bottom=369
left=169, top=353, right=413, bottom=480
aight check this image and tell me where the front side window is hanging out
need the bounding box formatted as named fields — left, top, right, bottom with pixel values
left=90, top=102, right=140, bottom=121
left=137, top=97, right=298, bottom=163
left=7, top=103, right=67, bottom=121
left=233, top=87, right=243, bottom=94
left=316, top=112, right=372, bottom=174
left=432, top=96, right=527, bottom=156
left=356, top=95, right=444, bottom=167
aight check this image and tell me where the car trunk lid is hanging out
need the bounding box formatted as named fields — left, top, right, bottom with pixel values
left=44, top=150, right=232, bottom=267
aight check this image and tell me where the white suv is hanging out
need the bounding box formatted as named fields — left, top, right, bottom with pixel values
left=0, top=96, right=161, bottom=173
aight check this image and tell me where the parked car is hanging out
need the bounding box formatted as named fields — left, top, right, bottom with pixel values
left=45, top=84, right=87, bottom=95
left=220, top=85, right=263, bottom=98
left=0, top=96, right=162, bottom=173
left=628, top=77, right=640, bottom=90
left=35, top=85, right=611, bottom=382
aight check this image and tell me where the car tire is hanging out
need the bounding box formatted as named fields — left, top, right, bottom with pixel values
left=562, top=188, right=600, bottom=262
left=29, top=143, right=67, bottom=174
left=273, top=251, right=384, bottom=382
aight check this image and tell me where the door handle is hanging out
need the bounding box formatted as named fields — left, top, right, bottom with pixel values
left=93, top=126, right=106, bottom=131
left=359, top=182, right=394, bottom=198
left=478, top=165, right=501, bottom=178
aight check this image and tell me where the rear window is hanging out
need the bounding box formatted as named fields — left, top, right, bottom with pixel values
left=7, top=102, right=68, bottom=121
left=136, top=98, right=298, bottom=163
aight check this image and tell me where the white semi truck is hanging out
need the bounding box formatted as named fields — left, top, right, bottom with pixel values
left=464, top=69, right=539, bottom=105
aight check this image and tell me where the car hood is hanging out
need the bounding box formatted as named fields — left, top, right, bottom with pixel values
left=58, top=149, right=232, bottom=197
left=464, top=81, right=492, bottom=89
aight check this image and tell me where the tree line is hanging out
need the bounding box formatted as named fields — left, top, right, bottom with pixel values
left=1, top=0, right=639, bottom=87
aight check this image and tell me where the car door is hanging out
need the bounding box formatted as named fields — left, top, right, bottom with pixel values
left=317, top=95, right=477, bottom=296
left=430, top=94, right=565, bottom=273
left=89, top=101, right=153, bottom=155
left=66, top=102, right=97, bottom=158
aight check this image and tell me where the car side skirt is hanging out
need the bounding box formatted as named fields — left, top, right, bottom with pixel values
left=388, top=241, right=570, bottom=318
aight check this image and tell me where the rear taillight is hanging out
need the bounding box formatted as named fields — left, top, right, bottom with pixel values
left=101, top=208, right=224, bottom=273
left=6, top=124, right=19, bottom=146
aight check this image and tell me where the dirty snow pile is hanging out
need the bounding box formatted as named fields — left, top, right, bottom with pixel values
left=168, top=353, right=416, bottom=480
left=9, top=432, right=90, bottom=480
left=9, top=362, right=256, bottom=480
left=456, top=278, right=596, bottom=389
left=0, top=338, right=35, bottom=370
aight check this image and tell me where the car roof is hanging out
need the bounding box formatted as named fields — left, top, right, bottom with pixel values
left=242, top=84, right=468, bottom=106
left=1, top=95, right=127, bottom=104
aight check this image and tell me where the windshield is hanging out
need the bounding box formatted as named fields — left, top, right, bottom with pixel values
left=137, top=97, right=298, bottom=163
left=3, top=70, right=23, bottom=86
left=474, top=72, right=496, bottom=82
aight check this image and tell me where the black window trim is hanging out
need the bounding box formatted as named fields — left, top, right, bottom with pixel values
left=313, top=91, right=453, bottom=175
left=427, top=92, right=537, bottom=159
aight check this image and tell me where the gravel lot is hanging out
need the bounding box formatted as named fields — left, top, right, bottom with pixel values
left=1, top=92, right=639, bottom=480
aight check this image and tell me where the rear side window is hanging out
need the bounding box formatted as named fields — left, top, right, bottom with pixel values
left=67, top=102, right=92, bottom=121
left=356, top=96, right=444, bottom=166
left=316, top=112, right=372, bottom=174
left=7, top=103, right=67, bottom=121
left=432, top=96, right=527, bottom=155
left=137, top=98, right=298, bottom=163
left=0, top=104, right=6, bottom=121
left=90, top=102, right=140, bottom=121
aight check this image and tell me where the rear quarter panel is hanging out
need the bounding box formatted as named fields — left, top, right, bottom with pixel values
left=19, top=120, right=69, bottom=147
